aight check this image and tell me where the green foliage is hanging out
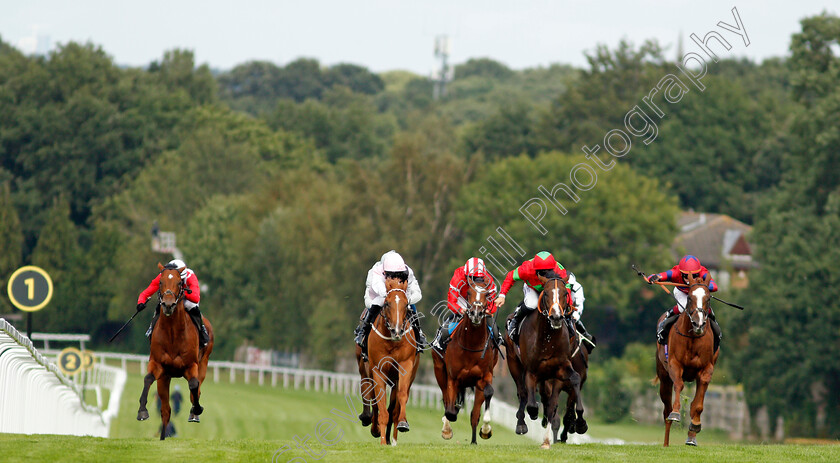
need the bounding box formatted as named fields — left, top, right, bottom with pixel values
left=0, top=182, right=22, bottom=312
left=454, top=58, right=515, bottom=81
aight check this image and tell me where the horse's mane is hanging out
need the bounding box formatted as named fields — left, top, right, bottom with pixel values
left=540, top=270, right=564, bottom=281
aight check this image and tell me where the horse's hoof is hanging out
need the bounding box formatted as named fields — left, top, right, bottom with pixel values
left=540, top=442, right=551, bottom=450
left=526, top=405, right=539, bottom=421
left=566, top=422, right=577, bottom=434
left=541, top=417, right=548, bottom=427
left=396, top=421, right=410, bottom=433
left=575, top=418, right=588, bottom=434
left=515, top=423, right=528, bottom=435
left=442, top=429, right=453, bottom=440
left=191, top=405, right=204, bottom=416
left=188, top=414, right=200, bottom=423
left=137, top=410, right=149, bottom=421
left=686, top=436, right=698, bottom=446
left=371, top=426, right=381, bottom=438
left=479, top=429, right=492, bottom=439
left=359, top=413, right=372, bottom=427
left=667, top=412, right=681, bottom=422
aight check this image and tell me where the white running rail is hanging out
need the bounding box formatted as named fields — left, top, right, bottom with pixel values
left=0, top=319, right=125, bottom=437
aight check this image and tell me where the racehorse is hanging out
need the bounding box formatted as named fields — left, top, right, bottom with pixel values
left=137, top=263, right=214, bottom=440
left=655, top=273, right=719, bottom=446
left=504, top=276, right=585, bottom=449
left=433, top=276, right=499, bottom=444
left=544, top=323, right=589, bottom=444
left=355, top=277, right=420, bottom=445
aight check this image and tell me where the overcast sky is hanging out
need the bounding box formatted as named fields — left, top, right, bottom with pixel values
left=1, top=1, right=835, bottom=74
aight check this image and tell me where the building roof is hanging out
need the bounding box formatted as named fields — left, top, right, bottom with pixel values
left=675, top=212, right=758, bottom=270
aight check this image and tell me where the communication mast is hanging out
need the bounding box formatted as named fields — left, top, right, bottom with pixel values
left=432, top=35, right=454, bottom=100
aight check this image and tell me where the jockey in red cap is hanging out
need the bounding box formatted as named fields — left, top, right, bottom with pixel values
left=496, top=251, right=594, bottom=350
left=430, top=258, right=502, bottom=353
left=136, top=259, right=209, bottom=347
left=354, top=250, right=426, bottom=360
left=646, top=254, right=721, bottom=348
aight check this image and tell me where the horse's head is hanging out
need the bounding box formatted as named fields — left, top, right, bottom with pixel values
left=382, top=277, right=410, bottom=340
left=157, top=262, right=185, bottom=317
left=684, top=274, right=711, bottom=335
left=465, top=276, right=491, bottom=326
left=539, top=276, right=570, bottom=330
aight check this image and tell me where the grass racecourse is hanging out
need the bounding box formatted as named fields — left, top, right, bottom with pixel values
left=2, top=372, right=839, bottom=462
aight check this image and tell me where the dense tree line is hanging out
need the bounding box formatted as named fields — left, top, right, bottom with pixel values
left=0, top=13, right=838, bottom=436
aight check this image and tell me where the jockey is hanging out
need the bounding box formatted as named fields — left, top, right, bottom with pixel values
left=496, top=251, right=594, bottom=350
left=430, top=257, right=502, bottom=353
left=354, top=250, right=426, bottom=360
left=137, top=259, right=209, bottom=347
left=646, top=254, right=721, bottom=348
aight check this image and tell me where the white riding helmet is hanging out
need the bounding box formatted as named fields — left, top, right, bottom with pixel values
left=381, top=251, right=407, bottom=273
left=168, top=259, right=188, bottom=279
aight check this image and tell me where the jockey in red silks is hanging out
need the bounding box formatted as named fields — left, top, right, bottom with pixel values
left=496, top=251, right=594, bottom=350
left=430, top=258, right=501, bottom=353
left=646, top=254, right=721, bottom=348
left=354, top=250, right=426, bottom=360
left=137, top=259, right=209, bottom=347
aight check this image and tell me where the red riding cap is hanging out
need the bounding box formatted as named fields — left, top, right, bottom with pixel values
left=464, top=257, right=487, bottom=278
left=533, top=251, right=556, bottom=271
left=678, top=255, right=702, bottom=274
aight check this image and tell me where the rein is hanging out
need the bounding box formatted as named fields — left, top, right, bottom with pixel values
left=371, top=287, right=410, bottom=341
left=158, top=271, right=185, bottom=308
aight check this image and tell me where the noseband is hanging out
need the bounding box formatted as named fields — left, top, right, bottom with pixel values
left=373, top=287, right=410, bottom=341
left=158, top=271, right=185, bottom=310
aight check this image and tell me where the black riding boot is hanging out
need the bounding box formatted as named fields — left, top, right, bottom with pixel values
left=432, top=313, right=459, bottom=353
left=709, top=310, right=722, bottom=352
left=575, top=319, right=597, bottom=353
left=657, top=309, right=680, bottom=345
left=188, top=306, right=209, bottom=347
left=355, top=305, right=381, bottom=361
left=409, top=304, right=427, bottom=353
left=507, top=303, right=531, bottom=344
left=145, top=305, right=160, bottom=341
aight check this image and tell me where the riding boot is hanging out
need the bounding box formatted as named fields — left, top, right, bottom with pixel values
left=709, top=310, right=722, bottom=352
left=432, top=313, right=457, bottom=353
left=145, top=305, right=160, bottom=341
left=657, top=309, right=680, bottom=345
left=188, top=306, right=209, bottom=347
left=356, top=305, right=382, bottom=361
left=409, top=304, right=427, bottom=353
left=575, top=318, right=596, bottom=352
left=507, top=302, right=530, bottom=344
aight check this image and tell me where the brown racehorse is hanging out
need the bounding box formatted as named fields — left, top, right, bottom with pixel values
left=655, top=273, right=719, bottom=446
left=504, top=276, right=584, bottom=449
left=355, top=277, right=420, bottom=445
left=433, top=277, right=499, bottom=444
left=544, top=324, right=589, bottom=444
left=137, top=263, right=214, bottom=440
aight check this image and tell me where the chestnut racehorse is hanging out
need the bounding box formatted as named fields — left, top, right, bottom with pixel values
left=355, top=277, right=420, bottom=445
left=504, top=276, right=584, bottom=449
left=655, top=273, right=719, bottom=447
left=433, top=276, right=499, bottom=444
left=137, top=263, right=214, bottom=440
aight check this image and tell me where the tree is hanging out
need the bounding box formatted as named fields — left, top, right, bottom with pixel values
left=455, top=58, right=515, bottom=81
left=324, top=63, right=385, bottom=95
left=737, top=13, right=840, bottom=438
left=456, top=152, right=678, bottom=351
left=0, top=182, right=22, bottom=313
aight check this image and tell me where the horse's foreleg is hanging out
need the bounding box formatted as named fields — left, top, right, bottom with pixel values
left=479, top=382, right=494, bottom=440
left=183, top=364, right=203, bottom=422
left=444, top=376, right=459, bottom=422
left=687, top=366, right=714, bottom=446
left=668, top=362, right=685, bottom=425
left=566, top=364, right=587, bottom=435
left=374, top=372, right=390, bottom=445
left=525, top=372, right=539, bottom=420
left=469, top=385, right=486, bottom=445
left=541, top=383, right=558, bottom=450
left=156, top=376, right=172, bottom=440
left=137, top=361, right=163, bottom=421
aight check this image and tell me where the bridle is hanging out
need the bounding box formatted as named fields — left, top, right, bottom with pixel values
left=538, top=278, right=571, bottom=329
left=371, top=287, right=410, bottom=341
left=677, top=282, right=711, bottom=337
left=465, top=278, right=491, bottom=326
left=158, top=269, right=185, bottom=316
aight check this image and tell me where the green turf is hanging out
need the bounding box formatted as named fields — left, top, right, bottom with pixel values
left=4, top=370, right=838, bottom=462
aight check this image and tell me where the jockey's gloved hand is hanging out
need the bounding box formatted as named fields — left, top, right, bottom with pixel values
left=136, top=302, right=146, bottom=312
left=647, top=274, right=660, bottom=284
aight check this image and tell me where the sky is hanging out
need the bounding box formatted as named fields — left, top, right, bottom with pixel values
left=1, top=1, right=836, bottom=74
